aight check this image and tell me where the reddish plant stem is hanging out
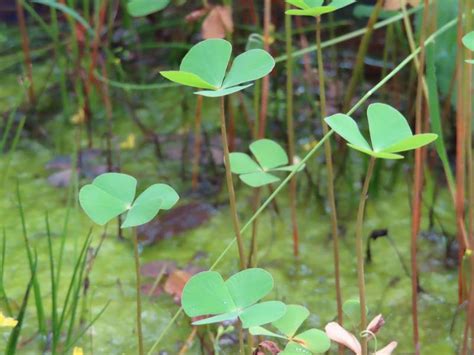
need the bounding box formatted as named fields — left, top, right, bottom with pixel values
left=410, top=1, right=429, bottom=352
left=99, top=60, right=114, bottom=171
left=258, top=0, right=271, bottom=139
left=192, top=96, right=203, bottom=191
left=456, top=0, right=468, bottom=305
left=16, top=0, right=35, bottom=105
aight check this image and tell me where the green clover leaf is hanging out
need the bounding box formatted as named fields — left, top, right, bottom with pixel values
left=285, top=0, right=356, bottom=17
left=127, top=0, right=170, bottom=17
left=229, top=139, right=305, bottom=188
left=79, top=173, right=179, bottom=228
left=325, top=103, right=438, bottom=160
left=160, top=39, right=275, bottom=97
left=250, top=305, right=331, bottom=354
left=181, top=268, right=286, bottom=328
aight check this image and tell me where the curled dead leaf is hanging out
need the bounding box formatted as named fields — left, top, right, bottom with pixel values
left=367, top=314, right=385, bottom=335
left=325, top=322, right=361, bottom=355
left=164, top=270, right=191, bottom=302
left=375, top=341, right=398, bottom=355
left=185, top=8, right=209, bottom=22
left=253, top=340, right=281, bottom=355
left=202, top=6, right=233, bottom=39
left=384, top=0, right=420, bottom=10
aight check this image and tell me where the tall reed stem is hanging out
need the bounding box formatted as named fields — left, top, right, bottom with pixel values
left=285, top=3, right=300, bottom=258
left=133, top=228, right=144, bottom=355
left=410, top=1, right=429, bottom=353
left=219, top=97, right=246, bottom=269
left=316, top=15, right=343, bottom=333
left=356, top=157, right=375, bottom=355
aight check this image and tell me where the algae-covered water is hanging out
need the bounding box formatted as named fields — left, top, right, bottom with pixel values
left=0, top=141, right=462, bottom=354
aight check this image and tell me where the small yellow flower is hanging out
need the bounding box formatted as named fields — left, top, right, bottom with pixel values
left=71, top=108, right=86, bottom=125
left=73, top=347, right=84, bottom=355
left=120, top=134, right=136, bottom=150
left=0, top=312, right=18, bottom=328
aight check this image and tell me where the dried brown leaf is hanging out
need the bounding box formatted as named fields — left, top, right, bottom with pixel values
left=202, top=6, right=233, bottom=39
left=325, top=322, right=361, bottom=355
left=375, top=341, right=398, bottom=355
left=384, top=0, right=419, bottom=10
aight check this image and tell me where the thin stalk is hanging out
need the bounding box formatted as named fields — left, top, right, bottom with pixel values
left=0, top=230, right=12, bottom=316
left=191, top=96, right=203, bottom=190
left=456, top=0, right=468, bottom=305
left=410, top=0, right=429, bottom=351
left=410, top=0, right=429, bottom=354
left=258, top=0, right=271, bottom=138
left=16, top=183, right=46, bottom=337
left=238, top=321, right=244, bottom=355
left=342, top=0, right=383, bottom=111
left=45, top=213, right=59, bottom=353
left=220, top=96, right=246, bottom=269
left=462, top=0, right=474, bottom=349
left=133, top=228, right=144, bottom=355
left=147, top=18, right=460, bottom=353
left=58, top=229, right=92, bottom=338
left=249, top=0, right=271, bottom=264
left=285, top=3, right=300, bottom=259
left=1, top=110, right=27, bottom=186
left=356, top=157, right=376, bottom=355
left=248, top=188, right=261, bottom=267
left=16, top=0, right=35, bottom=105
left=56, top=171, right=74, bottom=284
left=400, top=0, right=430, bottom=100
left=316, top=14, right=343, bottom=335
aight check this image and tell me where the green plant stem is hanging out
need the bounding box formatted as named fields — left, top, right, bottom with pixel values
left=248, top=188, right=261, bottom=267
left=133, top=228, right=145, bottom=355
left=316, top=14, right=343, bottom=336
left=45, top=213, right=58, bottom=353
left=147, top=18, right=460, bottom=353
left=16, top=183, right=46, bottom=338
left=342, top=0, right=383, bottom=111
left=219, top=97, right=246, bottom=269
left=356, top=157, right=375, bottom=355
left=0, top=230, right=12, bottom=316
left=285, top=3, right=300, bottom=259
